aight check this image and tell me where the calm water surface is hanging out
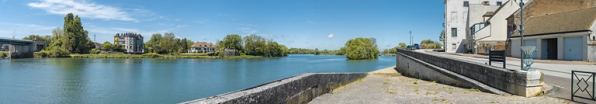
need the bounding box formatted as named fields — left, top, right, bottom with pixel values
left=0, top=54, right=395, bottom=103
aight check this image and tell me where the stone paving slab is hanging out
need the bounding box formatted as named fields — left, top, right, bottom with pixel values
left=309, top=68, right=572, bottom=104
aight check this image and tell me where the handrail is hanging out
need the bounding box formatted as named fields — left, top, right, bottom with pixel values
left=571, top=70, right=596, bottom=101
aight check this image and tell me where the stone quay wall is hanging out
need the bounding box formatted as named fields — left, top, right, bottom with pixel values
left=181, top=73, right=367, bottom=104
left=395, top=49, right=544, bottom=97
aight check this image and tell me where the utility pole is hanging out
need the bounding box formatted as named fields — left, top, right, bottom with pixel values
left=519, top=0, right=525, bottom=70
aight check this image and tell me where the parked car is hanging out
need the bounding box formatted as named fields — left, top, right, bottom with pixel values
left=421, top=44, right=425, bottom=49
left=413, top=44, right=420, bottom=49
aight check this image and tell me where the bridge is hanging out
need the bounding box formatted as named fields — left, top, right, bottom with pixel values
left=0, top=38, right=47, bottom=59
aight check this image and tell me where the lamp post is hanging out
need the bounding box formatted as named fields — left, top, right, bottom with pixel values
left=410, top=31, right=412, bottom=46
left=519, top=0, right=525, bottom=70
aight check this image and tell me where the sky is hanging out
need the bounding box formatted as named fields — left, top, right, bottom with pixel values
left=0, top=0, right=445, bottom=50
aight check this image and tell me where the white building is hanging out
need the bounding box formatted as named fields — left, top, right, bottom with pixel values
left=114, top=33, right=145, bottom=54
left=445, top=0, right=511, bottom=53
left=466, top=0, right=520, bottom=54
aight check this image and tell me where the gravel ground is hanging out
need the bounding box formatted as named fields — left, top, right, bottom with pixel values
left=309, top=67, right=573, bottom=104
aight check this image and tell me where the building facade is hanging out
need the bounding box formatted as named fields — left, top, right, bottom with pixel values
left=507, top=0, right=596, bottom=61
left=466, top=0, right=520, bottom=54
left=445, top=0, right=514, bottom=53
left=191, top=42, right=216, bottom=53
left=114, top=33, right=144, bottom=54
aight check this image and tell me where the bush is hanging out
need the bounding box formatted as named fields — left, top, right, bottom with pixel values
left=49, top=47, right=70, bottom=57
left=0, top=51, right=7, bottom=58
left=344, top=37, right=379, bottom=60
left=89, top=49, right=101, bottom=54
left=34, top=50, right=50, bottom=58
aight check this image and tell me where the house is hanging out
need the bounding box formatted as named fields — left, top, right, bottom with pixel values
left=191, top=42, right=216, bottom=53
left=94, top=42, right=102, bottom=49
left=510, top=8, right=596, bottom=61
left=114, top=33, right=144, bottom=54
left=444, top=0, right=509, bottom=53
left=466, top=0, right=520, bottom=54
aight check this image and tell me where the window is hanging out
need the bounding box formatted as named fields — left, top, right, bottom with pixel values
left=451, top=28, right=457, bottom=37
left=463, top=1, right=469, bottom=7
left=452, top=43, right=456, bottom=49
left=497, top=1, right=502, bottom=6
left=483, top=1, right=489, bottom=4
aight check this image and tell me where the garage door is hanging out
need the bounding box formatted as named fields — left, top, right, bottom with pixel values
left=523, top=40, right=537, bottom=58
left=564, top=37, right=583, bottom=60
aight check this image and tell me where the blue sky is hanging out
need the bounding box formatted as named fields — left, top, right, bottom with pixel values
left=0, top=0, right=445, bottom=50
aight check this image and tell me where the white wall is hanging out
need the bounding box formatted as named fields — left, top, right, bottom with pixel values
left=445, top=0, right=507, bottom=53
left=478, top=0, right=519, bottom=42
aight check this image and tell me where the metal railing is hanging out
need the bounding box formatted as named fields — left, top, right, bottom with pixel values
left=572, top=70, right=596, bottom=101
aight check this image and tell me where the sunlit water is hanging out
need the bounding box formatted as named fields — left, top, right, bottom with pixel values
left=0, top=54, right=395, bottom=103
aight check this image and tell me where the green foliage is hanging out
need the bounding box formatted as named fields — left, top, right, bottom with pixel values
left=0, top=51, right=7, bottom=58
left=22, top=35, right=51, bottom=42
left=344, top=37, right=379, bottom=60
left=314, top=48, right=320, bottom=55
left=89, top=49, right=101, bottom=54
left=287, top=48, right=345, bottom=55
left=243, top=34, right=266, bottom=56
left=143, top=32, right=190, bottom=54
left=419, top=39, right=443, bottom=49
left=142, top=53, right=162, bottom=58
left=240, top=34, right=287, bottom=57
left=439, top=30, right=445, bottom=43
left=101, top=41, right=112, bottom=51
left=44, top=47, right=70, bottom=57
left=398, top=42, right=407, bottom=48
left=63, top=13, right=92, bottom=53
left=221, top=34, right=243, bottom=52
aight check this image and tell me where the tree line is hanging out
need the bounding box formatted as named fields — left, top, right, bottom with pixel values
left=144, top=32, right=194, bottom=54
left=215, top=34, right=288, bottom=57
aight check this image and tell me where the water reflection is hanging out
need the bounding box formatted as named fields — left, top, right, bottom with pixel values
left=0, top=55, right=395, bottom=103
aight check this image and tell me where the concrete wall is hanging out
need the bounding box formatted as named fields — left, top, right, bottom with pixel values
left=182, top=73, right=367, bottom=104
left=396, top=49, right=543, bottom=97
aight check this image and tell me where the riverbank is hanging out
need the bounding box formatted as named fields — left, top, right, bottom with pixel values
left=69, top=53, right=263, bottom=59
left=309, top=66, right=570, bottom=104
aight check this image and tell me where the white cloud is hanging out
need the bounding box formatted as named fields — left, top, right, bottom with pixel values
left=28, top=0, right=137, bottom=21
left=328, top=34, right=334, bottom=39
left=176, top=25, right=187, bottom=28
left=240, top=27, right=257, bottom=35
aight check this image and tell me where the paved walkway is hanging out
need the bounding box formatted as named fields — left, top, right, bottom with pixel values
left=417, top=50, right=596, bottom=103
left=310, top=67, right=570, bottom=104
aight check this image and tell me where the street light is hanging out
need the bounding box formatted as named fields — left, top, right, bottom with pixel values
left=409, top=31, right=412, bottom=46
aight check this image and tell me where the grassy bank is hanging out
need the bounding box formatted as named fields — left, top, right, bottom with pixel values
left=69, top=53, right=263, bottom=59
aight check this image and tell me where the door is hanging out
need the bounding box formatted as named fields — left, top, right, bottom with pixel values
left=564, top=37, right=583, bottom=60
left=546, top=38, right=558, bottom=59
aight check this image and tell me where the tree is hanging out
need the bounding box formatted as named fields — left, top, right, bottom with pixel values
left=101, top=41, right=112, bottom=51
left=314, top=48, right=320, bottom=55
left=398, top=42, right=407, bottom=48
left=22, top=35, right=51, bottom=42
left=63, top=13, right=91, bottom=53
left=243, top=34, right=266, bottom=56
left=221, top=34, right=243, bottom=52
left=344, top=37, right=379, bottom=60
left=439, top=30, right=445, bottom=44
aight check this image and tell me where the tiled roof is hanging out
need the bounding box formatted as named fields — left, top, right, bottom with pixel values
left=191, top=42, right=216, bottom=48
left=512, top=7, right=596, bottom=37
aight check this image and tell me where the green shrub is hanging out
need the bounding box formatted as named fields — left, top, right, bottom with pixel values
left=142, top=53, right=162, bottom=58
left=34, top=50, right=50, bottom=58
left=49, top=47, right=70, bottom=57
left=0, top=51, right=7, bottom=58
left=89, top=49, right=101, bottom=54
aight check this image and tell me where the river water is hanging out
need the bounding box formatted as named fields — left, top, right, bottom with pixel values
left=0, top=54, right=395, bottom=103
